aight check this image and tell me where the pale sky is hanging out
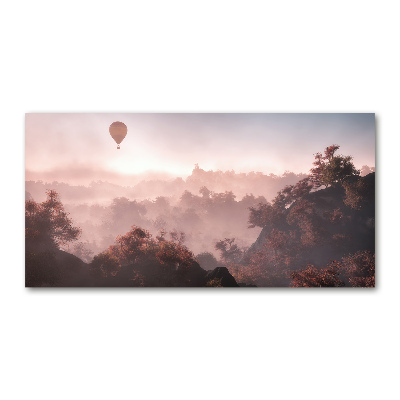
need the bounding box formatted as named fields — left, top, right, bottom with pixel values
left=25, top=113, right=375, bottom=184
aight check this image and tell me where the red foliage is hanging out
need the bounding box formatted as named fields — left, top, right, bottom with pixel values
left=324, top=208, right=347, bottom=223
left=343, top=178, right=369, bottom=210
left=90, top=252, right=121, bottom=278
left=324, top=145, right=341, bottom=160
left=265, top=229, right=290, bottom=252
left=110, top=226, right=152, bottom=265
left=286, top=199, right=322, bottom=247
left=290, top=263, right=345, bottom=287
left=340, top=250, right=375, bottom=287
left=108, top=225, right=196, bottom=273
left=155, top=240, right=194, bottom=267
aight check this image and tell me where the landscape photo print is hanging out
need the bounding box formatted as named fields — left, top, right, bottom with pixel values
left=25, top=113, right=375, bottom=288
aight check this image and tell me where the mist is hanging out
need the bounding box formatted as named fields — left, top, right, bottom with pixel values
left=25, top=165, right=318, bottom=260
left=25, top=113, right=376, bottom=286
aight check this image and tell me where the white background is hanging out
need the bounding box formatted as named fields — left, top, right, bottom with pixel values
left=1, top=1, right=399, bottom=399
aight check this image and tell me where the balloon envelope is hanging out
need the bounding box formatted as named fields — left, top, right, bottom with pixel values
left=109, top=121, right=127, bottom=146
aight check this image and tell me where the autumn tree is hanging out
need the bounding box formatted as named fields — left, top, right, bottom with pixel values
left=90, top=252, right=121, bottom=278
left=265, top=229, right=290, bottom=255
left=339, top=250, right=375, bottom=287
left=25, top=190, right=82, bottom=287
left=323, top=208, right=347, bottom=224
left=342, top=178, right=369, bottom=210
left=290, top=263, right=345, bottom=287
left=286, top=198, right=323, bottom=247
left=290, top=250, right=375, bottom=288
left=109, top=226, right=152, bottom=266
left=107, top=225, right=197, bottom=283
left=242, top=229, right=298, bottom=287
left=155, top=240, right=194, bottom=268
left=25, top=190, right=81, bottom=250
left=310, top=145, right=359, bottom=188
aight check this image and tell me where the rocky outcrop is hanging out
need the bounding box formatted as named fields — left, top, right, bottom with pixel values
left=244, top=173, right=375, bottom=269
left=26, top=249, right=91, bottom=287
left=27, top=248, right=239, bottom=287
left=205, top=267, right=239, bottom=287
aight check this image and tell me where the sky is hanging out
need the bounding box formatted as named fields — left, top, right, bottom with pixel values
left=25, top=113, right=375, bottom=184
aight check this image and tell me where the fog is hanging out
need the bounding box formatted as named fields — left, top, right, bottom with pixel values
left=25, top=165, right=317, bottom=260
left=25, top=113, right=376, bottom=268
left=26, top=113, right=376, bottom=178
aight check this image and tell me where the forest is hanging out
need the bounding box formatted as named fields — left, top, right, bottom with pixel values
left=25, top=146, right=375, bottom=287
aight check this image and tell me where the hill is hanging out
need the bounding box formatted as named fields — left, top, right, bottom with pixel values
left=237, top=173, right=375, bottom=287
left=26, top=244, right=238, bottom=288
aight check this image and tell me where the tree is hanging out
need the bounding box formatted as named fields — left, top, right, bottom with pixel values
left=244, top=230, right=297, bottom=287
left=199, top=186, right=211, bottom=198
left=110, top=226, right=152, bottom=265
left=323, top=208, right=347, bottom=224
left=248, top=177, right=313, bottom=229
left=265, top=229, right=290, bottom=254
left=248, top=201, right=285, bottom=228
left=339, top=250, right=375, bottom=287
left=25, top=190, right=81, bottom=250
left=25, top=191, right=82, bottom=287
left=310, top=145, right=359, bottom=188
left=90, top=252, right=121, bottom=278
left=290, top=263, right=345, bottom=287
left=155, top=240, right=194, bottom=269
left=273, top=177, right=314, bottom=209
left=180, top=190, right=196, bottom=208
left=108, top=225, right=196, bottom=275
left=154, top=196, right=170, bottom=211
left=343, top=178, right=369, bottom=210
left=108, top=197, right=147, bottom=233
left=215, top=238, right=243, bottom=264
left=286, top=198, right=323, bottom=247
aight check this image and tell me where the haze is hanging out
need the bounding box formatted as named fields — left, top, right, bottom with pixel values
left=25, top=113, right=375, bottom=260
left=26, top=113, right=375, bottom=185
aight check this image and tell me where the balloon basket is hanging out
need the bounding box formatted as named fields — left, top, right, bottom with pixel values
left=117, top=145, right=120, bottom=149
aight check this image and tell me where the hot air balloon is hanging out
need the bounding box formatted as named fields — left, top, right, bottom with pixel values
left=109, top=121, right=127, bottom=149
